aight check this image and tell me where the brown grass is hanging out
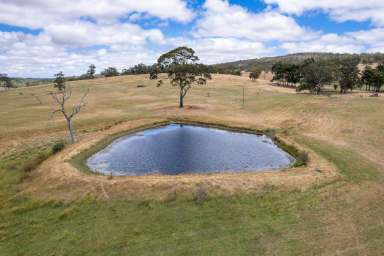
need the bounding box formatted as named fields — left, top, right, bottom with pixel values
left=1, top=74, right=383, bottom=200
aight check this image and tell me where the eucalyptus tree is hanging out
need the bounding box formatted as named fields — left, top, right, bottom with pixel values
left=271, top=62, right=300, bottom=86
left=249, top=65, right=262, bottom=81
left=376, top=64, right=384, bottom=92
left=362, top=67, right=376, bottom=91
left=50, top=72, right=89, bottom=143
left=150, top=47, right=211, bottom=108
left=86, top=64, right=96, bottom=79
left=53, top=72, right=66, bottom=91
left=0, top=74, right=13, bottom=89
left=297, top=61, right=333, bottom=94
left=336, top=58, right=360, bottom=94
left=249, top=72, right=259, bottom=81
left=361, top=65, right=384, bottom=93
left=286, top=64, right=301, bottom=86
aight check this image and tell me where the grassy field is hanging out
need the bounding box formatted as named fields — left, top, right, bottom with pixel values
left=1, top=74, right=384, bottom=255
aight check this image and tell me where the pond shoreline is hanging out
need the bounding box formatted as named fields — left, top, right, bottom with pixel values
left=22, top=118, right=339, bottom=201
left=70, top=119, right=304, bottom=176
left=85, top=123, right=295, bottom=176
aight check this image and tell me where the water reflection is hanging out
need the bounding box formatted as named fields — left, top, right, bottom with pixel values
left=87, top=124, right=294, bottom=176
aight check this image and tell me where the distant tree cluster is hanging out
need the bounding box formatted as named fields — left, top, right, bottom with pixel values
left=121, top=63, right=157, bottom=75
left=0, top=73, right=13, bottom=89
left=271, top=62, right=302, bottom=87
left=101, top=67, right=119, bottom=77
left=271, top=57, right=384, bottom=94
left=214, top=68, right=242, bottom=76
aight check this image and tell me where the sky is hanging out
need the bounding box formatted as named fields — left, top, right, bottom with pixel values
left=0, top=0, right=383, bottom=77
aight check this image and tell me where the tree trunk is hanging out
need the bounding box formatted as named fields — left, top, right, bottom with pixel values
left=66, top=118, right=77, bottom=143
left=179, top=90, right=184, bottom=108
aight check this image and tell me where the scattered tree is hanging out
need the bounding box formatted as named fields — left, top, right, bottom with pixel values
left=50, top=72, right=89, bottom=143
left=86, top=64, right=96, bottom=79
left=101, top=67, right=119, bottom=77
left=54, top=72, right=66, bottom=91
left=150, top=47, right=212, bottom=108
left=249, top=72, right=258, bottom=81
left=249, top=66, right=262, bottom=81
left=121, top=63, right=154, bottom=75
left=0, top=74, right=13, bottom=89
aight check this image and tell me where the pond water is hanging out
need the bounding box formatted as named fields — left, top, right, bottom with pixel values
left=86, top=124, right=294, bottom=176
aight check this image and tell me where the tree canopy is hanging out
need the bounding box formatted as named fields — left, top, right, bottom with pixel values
left=336, top=58, right=360, bottom=94
left=53, top=72, right=66, bottom=91
left=361, top=65, right=384, bottom=93
left=249, top=65, right=262, bottom=81
left=297, top=61, right=333, bottom=94
left=86, top=64, right=96, bottom=79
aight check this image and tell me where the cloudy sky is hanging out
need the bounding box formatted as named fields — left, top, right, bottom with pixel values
left=0, top=0, right=383, bottom=77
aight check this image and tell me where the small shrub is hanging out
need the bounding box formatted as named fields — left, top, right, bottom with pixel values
left=193, top=184, right=208, bottom=205
left=294, top=151, right=309, bottom=167
left=51, top=141, right=65, bottom=154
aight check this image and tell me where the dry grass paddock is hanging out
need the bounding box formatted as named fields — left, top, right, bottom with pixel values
left=1, top=74, right=384, bottom=255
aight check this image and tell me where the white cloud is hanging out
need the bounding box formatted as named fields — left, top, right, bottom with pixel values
left=281, top=33, right=366, bottom=53
left=0, top=30, right=160, bottom=77
left=195, top=0, right=316, bottom=42
left=45, top=22, right=165, bottom=47
left=0, top=0, right=194, bottom=28
left=265, top=0, right=384, bottom=25
left=167, top=37, right=275, bottom=64
left=0, top=0, right=188, bottom=77
left=0, top=0, right=383, bottom=77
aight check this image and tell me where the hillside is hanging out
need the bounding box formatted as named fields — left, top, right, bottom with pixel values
left=212, top=52, right=384, bottom=71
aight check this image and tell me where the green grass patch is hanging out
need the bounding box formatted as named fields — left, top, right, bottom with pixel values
left=0, top=184, right=323, bottom=256
left=297, top=136, right=382, bottom=182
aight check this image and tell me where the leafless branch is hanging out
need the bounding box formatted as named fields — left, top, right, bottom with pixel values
left=49, top=85, right=89, bottom=143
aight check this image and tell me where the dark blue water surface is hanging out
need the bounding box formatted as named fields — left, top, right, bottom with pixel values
left=86, top=124, right=294, bottom=176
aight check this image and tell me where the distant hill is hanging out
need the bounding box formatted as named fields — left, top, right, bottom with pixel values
left=211, top=52, right=384, bottom=72
left=10, top=77, right=53, bottom=87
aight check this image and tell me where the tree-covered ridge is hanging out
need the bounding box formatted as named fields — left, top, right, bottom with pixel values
left=212, top=52, right=384, bottom=74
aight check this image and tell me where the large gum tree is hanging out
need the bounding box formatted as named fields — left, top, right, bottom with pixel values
left=151, top=47, right=211, bottom=108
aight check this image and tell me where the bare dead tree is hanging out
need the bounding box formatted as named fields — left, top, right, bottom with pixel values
left=50, top=85, right=89, bottom=143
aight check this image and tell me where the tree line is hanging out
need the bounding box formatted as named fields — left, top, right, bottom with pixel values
left=271, top=58, right=384, bottom=94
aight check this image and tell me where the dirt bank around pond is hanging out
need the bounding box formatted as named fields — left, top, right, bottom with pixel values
left=22, top=118, right=339, bottom=201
